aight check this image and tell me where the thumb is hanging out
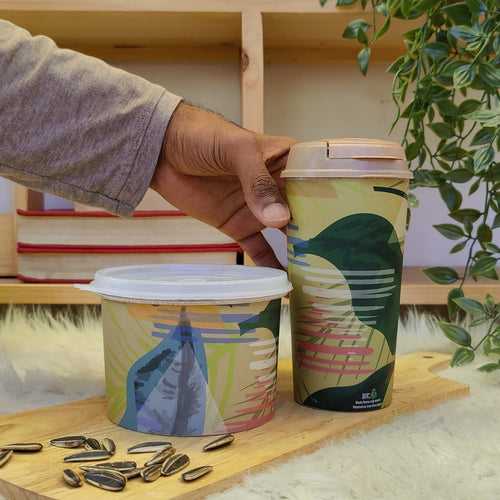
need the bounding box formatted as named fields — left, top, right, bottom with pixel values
left=235, top=143, right=290, bottom=228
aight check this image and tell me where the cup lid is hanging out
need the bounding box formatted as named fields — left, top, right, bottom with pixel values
left=281, top=138, right=412, bottom=179
left=77, top=264, right=292, bottom=304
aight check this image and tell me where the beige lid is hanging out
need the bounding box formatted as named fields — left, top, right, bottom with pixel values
left=281, top=138, right=412, bottom=179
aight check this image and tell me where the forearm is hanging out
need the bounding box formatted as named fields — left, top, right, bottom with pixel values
left=0, top=20, right=181, bottom=215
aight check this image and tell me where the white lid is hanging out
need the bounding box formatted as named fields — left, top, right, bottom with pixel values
left=77, top=264, right=292, bottom=304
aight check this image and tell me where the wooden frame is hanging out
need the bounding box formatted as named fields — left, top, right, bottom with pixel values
left=0, top=1, right=498, bottom=304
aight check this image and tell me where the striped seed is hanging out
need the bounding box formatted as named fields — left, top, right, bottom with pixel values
left=64, top=450, right=111, bottom=463
left=182, top=465, right=213, bottom=482
left=84, top=469, right=126, bottom=492
left=80, top=461, right=137, bottom=473
left=127, top=441, right=172, bottom=454
left=1, top=443, right=43, bottom=453
left=161, top=453, right=190, bottom=477
left=144, top=446, right=175, bottom=467
left=101, top=438, right=116, bottom=455
left=50, top=436, right=87, bottom=449
left=203, top=434, right=235, bottom=452
left=63, top=469, right=82, bottom=488
left=122, top=468, right=143, bottom=480
left=141, top=464, right=162, bottom=483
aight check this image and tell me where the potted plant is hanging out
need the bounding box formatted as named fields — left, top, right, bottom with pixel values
left=321, top=0, right=500, bottom=370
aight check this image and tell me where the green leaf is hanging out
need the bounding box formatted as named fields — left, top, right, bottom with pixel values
left=442, top=2, right=472, bottom=24
left=434, top=223, right=465, bottom=240
left=478, top=362, right=500, bottom=373
left=437, top=100, right=459, bottom=117
left=465, top=0, right=481, bottom=15
left=479, top=63, right=500, bottom=88
left=439, top=143, right=467, bottom=161
left=428, top=122, right=454, bottom=139
left=453, top=297, right=484, bottom=316
left=357, top=47, right=371, bottom=76
left=439, top=321, right=472, bottom=347
left=408, top=192, right=419, bottom=208
left=336, top=0, right=356, bottom=4
left=477, top=223, right=492, bottom=243
left=471, top=256, right=497, bottom=276
left=449, top=208, right=481, bottom=223
left=423, top=42, right=449, bottom=61
left=445, top=169, right=473, bottom=183
left=451, top=347, right=475, bottom=367
left=473, top=147, right=494, bottom=173
left=374, top=16, right=391, bottom=41
left=493, top=213, right=500, bottom=230
left=439, top=183, right=462, bottom=211
left=424, top=266, right=459, bottom=284
left=448, top=287, right=464, bottom=319
left=405, top=142, right=420, bottom=161
left=485, top=242, right=500, bottom=253
left=453, top=64, right=476, bottom=88
left=449, top=25, right=481, bottom=43
left=470, top=128, right=495, bottom=147
left=401, top=0, right=412, bottom=18
left=469, top=178, right=481, bottom=195
left=343, top=19, right=370, bottom=39
left=466, top=108, right=500, bottom=127
left=450, top=241, right=467, bottom=253
left=458, top=99, right=482, bottom=114
left=320, top=0, right=329, bottom=5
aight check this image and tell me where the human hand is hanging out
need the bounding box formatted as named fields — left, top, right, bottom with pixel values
left=151, top=103, right=294, bottom=268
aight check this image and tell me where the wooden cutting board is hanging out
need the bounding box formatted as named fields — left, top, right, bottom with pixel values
left=0, top=352, right=468, bottom=500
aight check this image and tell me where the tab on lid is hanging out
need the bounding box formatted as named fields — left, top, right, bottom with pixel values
left=282, top=138, right=412, bottom=179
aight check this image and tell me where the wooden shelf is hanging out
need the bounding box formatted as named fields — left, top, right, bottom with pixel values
left=1, top=269, right=498, bottom=305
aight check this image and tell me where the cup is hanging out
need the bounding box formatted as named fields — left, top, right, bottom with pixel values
left=80, top=264, right=291, bottom=435
left=282, top=139, right=412, bottom=411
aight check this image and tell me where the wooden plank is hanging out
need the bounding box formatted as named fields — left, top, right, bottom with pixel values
left=2, top=10, right=241, bottom=48
left=0, top=281, right=100, bottom=305
left=0, top=214, right=15, bottom=276
left=0, top=352, right=468, bottom=500
left=241, top=10, right=264, bottom=266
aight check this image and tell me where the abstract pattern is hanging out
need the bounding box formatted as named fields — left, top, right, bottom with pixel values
left=102, top=299, right=281, bottom=435
left=287, top=178, right=408, bottom=411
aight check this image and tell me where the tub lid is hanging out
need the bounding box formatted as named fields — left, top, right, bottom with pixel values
left=77, top=264, right=292, bottom=303
left=281, top=138, right=412, bottom=179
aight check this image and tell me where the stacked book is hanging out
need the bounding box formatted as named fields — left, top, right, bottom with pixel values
left=17, top=190, right=241, bottom=283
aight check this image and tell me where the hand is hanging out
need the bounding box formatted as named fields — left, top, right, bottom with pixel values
left=151, top=103, right=294, bottom=268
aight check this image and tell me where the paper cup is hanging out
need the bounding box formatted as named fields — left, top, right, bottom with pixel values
left=79, top=264, right=291, bottom=435
left=282, top=139, right=412, bottom=412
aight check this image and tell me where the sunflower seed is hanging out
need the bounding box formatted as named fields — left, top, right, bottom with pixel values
left=1, top=443, right=43, bottom=452
left=101, top=438, right=116, bottom=455
left=203, top=434, right=235, bottom=452
left=63, top=469, right=82, bottom=488
left=80, top=461, right=137, bottom=473
left=64, top=450, right=111, bottom=463
left=127, top=441, right=173, bottom=454
left=0, top=449, right=13, bottom=468
left=141, top=463, right=162, bottom=483
left=50, top=436, right=87, bottom=449
left=144, top=446, right=175, bottom=467
left=84, top=469, right=126, bottom=492
left=182, top=465, right=213, bottom=482
left=161, top=453, right=190, bottom=476
left=122, top=467, right=143, bottom=480
left=84, top=438, right=102, bottom=450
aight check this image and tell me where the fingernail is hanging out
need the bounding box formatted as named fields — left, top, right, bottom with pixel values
left=262, top=203, right=290, bottom=223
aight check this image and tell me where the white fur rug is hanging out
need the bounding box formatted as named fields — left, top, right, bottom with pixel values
left=0, top=307, right=499, bottom=500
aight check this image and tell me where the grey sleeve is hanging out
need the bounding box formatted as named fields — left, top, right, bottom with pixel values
left=0, top=20, right=182, bottom=216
